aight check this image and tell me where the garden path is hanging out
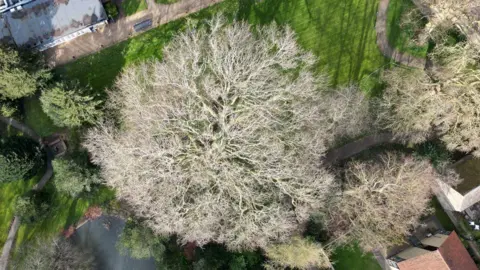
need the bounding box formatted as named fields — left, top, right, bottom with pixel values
left=376, top=0, right=427, bottom=68
left=323, top=133, right=398, bottom=164
left=0, top=116, right=54, bottom=270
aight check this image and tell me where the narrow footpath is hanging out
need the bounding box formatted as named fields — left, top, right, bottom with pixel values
left=324, top=133, right=397, bottom=164
left=0, top=116, right=54, bottom=270
left=375, top=0, right=427, bottom=69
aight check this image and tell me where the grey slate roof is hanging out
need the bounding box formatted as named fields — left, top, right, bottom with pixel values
left=1, top=0, right=107, bottom=47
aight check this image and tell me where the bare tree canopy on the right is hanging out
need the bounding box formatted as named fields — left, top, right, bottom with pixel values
left=327, top=152, right=459, bottom=251
left=418, top=0, right=480, bottom=49
left=378, top=43, right=480, bottom=155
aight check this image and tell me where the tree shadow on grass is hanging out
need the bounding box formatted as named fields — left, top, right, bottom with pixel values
left=64, top=197, right=80, bottom=229
left=122, top=0, right=147, bottom=16
left=349, top=0, right=377, bottom=83
left=246, top=0, right=387, bottom=87
left=238, top=0, right=287, bottom=24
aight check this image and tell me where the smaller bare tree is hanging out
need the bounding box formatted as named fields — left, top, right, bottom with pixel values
left=419, top=0, right=480, bottom=49
left=265, top=236, right=331, bottom=270
left=11, top=236, right=95, bottom=270
left=319, top=86, right=373, bottom=147
left=326, top=152, right=459, bottom=251
left=378, top=45, right=480, bottom=156
left=376, top=68, right=441, bottom=144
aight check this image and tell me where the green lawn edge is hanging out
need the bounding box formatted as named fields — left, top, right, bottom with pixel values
left=122, top=0, right=147, bottom=16
left=386, top=0, right=428, bottom=58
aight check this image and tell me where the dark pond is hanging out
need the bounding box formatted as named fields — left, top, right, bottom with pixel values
left=72, top=215, right=157, bottom=270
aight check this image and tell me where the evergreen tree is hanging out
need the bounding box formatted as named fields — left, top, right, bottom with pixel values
left=0, top=136, right=43, bottom=182
left=52, top=159, right=101, bottom=197
left=117, top=220, right=167, bottom=262
left=40, top=83, right=102, bottom=128
left=0, top=154, right=35, bottom=183
left=0, top=46, right=50, bottom=100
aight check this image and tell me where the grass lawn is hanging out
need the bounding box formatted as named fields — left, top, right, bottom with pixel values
left=13, top=185, right=115, bottom=250
left=387, top=0, right=429, bottom=57
left=58, top=0, right=388, bottom=95
left=23, top=97, right=62, bottom=137
left=241, top=0, right=388, bottom=90
left=0, top=176, right=38, bottom=247
left=431, top=197, right=455, bottom=231
left=0, top=170, right=115, bottom=249
left=331, top=244, right=382, bottom=270
left=122, top=0, right=147, bottom=16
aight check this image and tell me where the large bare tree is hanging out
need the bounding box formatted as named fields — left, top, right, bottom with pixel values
left=326, top=152, right=459, bottom=251
left=84, top=18, right=370, bottom=250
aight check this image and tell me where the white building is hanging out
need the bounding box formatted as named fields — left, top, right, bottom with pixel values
left=0, top=0, right=108, bottom=51
left=436, top=155, right=480, bottom=212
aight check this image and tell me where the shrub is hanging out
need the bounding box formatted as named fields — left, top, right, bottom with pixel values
left=40, top=83, right=103, bottom=128
left=52, top=159, right=101, bottom=197
left=84, top=205, right=102, bottom=220
left=14, top=195, right=49, bottom=223
left=104, top=2, right=119, bottom=19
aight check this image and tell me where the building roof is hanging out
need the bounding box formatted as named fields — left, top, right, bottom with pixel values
left=1, top=0, right=107, bottom=47
left=397, top=251, right=449, bottom=270
left=397, top=231, right=477, bottom=270
left=420, top=233, right=449, bottom=248
left=438, top=231, right=477, bottom=270
left=396, top=247, right=431, bottom=260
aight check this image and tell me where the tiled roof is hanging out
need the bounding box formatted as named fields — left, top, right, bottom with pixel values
left=438, top=231, right=477, bottom=270
left=397, top=251, right=449, bottom=270
left=397, top=231, right=477, bottom=270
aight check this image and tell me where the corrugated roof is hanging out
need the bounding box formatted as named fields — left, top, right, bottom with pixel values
left=396, top=247, right=431, bottom=260
left=420, top=234, right=449, bottom=248
left=3, top=0, right=106, bottom=47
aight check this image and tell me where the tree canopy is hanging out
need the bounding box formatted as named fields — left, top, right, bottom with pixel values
left=265, top=237, right=330, bottom=270
left=0, top=46, right=50, bottom=100
left=116, top=220, right=166, bottom=262
left=40, top=83, right=103, bottom=128
left=0, top=136, right=42, bottom=182
left=419, top=0, right=480, bottom=49
left=12, top=237, right=95, bottom=270
left=0, top=153, right=35, bottom=183
left=84, top=18, right=371, bottom=250
left=52, top=159, right=101, bottom=197
left=326, top=152, right=459, bottom=250
left=378, top=43, right=480, bottom=156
